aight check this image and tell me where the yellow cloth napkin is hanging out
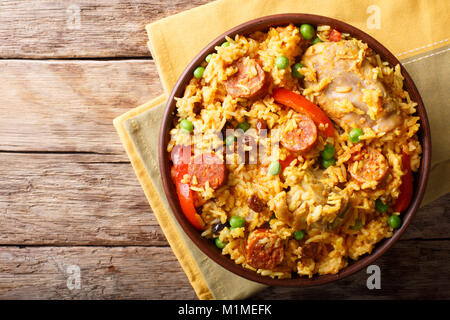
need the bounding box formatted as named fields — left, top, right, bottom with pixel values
left=114, top=0, right=450, bottom=299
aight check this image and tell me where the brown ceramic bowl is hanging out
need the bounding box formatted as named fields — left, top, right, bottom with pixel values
left=159, top=14, right=431, bottom=286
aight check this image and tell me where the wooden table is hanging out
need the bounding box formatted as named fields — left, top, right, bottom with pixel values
left=0, top=1, right=448, bottom=300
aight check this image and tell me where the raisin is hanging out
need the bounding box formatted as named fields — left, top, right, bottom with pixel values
left=248, top=195, right=265, bottom=213
left=212, top=222, right=227, bottom=234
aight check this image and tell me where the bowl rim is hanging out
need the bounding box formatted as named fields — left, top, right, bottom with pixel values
left=158, top=13, right=431, bottom=287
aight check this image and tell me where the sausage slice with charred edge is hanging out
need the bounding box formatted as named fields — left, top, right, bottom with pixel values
left=225, top=57, right=268, bottom=99
left=246, top=229, right=284, bottom=270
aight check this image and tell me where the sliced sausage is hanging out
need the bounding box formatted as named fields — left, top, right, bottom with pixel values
left=246, top=229, right=284, bottom=270
left=281, top=114, right=317, bottom=152
left=188, top=153, right=226, bottom=189
left=225, top=57, right=267, bottom=99
left=348, top=147, right=388, bottom=183
left=348, top=142, right=364, bottom=162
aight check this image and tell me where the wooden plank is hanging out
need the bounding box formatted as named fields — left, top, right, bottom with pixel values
left=0, top=152, right=167, bottom=246
left=0, top=0, right=211, bottom=59
left=403, top=194, right=450, bottom=240
left=254, top=239, right=450, bottom=300
left=0, top=151, right=448, bottom=246
left=0, top=240, right=448, bottom=299
left=0, top=246, right=195, bottom=299
left=0, top=59, right=162, bottom=154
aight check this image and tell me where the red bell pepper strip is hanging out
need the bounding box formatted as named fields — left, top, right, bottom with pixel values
left=329, top=29, right=342, bottom=42
left=273, top=88, right=335, bottom=138
left=175, top=178, right=205, bottom=230
left=280, top=154, right=296, bottom=172
left=392, top=153, right=414, bottom=213
left=170, top=145, right=205, bottom=230
left=171, top=162, right=188, bottom=185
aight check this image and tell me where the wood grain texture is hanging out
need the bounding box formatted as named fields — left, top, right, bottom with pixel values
left=0, top=246, right=195, bottom=299
left=0, top=59, right=162, bottom=154
left=0, top=0, right=210, bottom=58
left=254, top=239, right=450, bottom=300
left=0, top=240, right=448, bottom=299
left=0, top=152, right=167, bottom=246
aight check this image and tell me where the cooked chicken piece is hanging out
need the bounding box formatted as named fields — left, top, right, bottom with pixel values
left=268, top=170, right=350, bottom=230
left=301, top=40, right=402, bottom=133
left=269, top=191, right=292, bottom=225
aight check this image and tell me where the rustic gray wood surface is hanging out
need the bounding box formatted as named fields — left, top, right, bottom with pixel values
left=0, top=0, right=448, bottom=300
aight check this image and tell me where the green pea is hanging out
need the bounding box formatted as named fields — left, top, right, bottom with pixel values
left=349, top=128, right=363, bottom=143
left=275, top=55, right=289, bottom=69
left=205, top=53, right=213, bottom=63
left=193, top=66, right=205, bottom=79
left=312, top=37, right=323, bottom=44
left=351, top=218, right=363, bottom=230
left=293, top=230, right=305, bottom=241
left=180, top=119, right=194, bottom=132
left=375, top=198, right=389, bottom=213
left=237, top=121, right=250, bottom=132
left=230, top=215, right=245, bottom=228
left=225, top=135, right=236, bottom=146
left=221, top=41, right=230, bottom=48
left=299, top=24, right=316, bottom=40
left=215, top=238, right=226, bottom=249
left=320, top=143, right=335, bottom=160
left=292, top=62, right=304, bottom=79
left=322, top=157, right=336, bottom=169
left=268, top=161, right=281, bottom=175
left=388, top=215, right=402, bottom=229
